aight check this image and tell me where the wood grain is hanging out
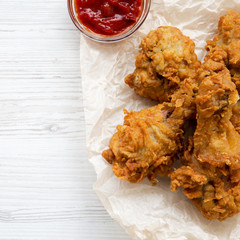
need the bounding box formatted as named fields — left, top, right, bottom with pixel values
left=0, top=0, right=131, bottom=239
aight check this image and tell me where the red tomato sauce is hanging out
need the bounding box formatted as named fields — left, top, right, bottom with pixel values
left=74, top=0, right=142, bottom=36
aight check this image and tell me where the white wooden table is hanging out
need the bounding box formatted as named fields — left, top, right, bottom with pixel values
left=0, top=1, right=131, bottom=239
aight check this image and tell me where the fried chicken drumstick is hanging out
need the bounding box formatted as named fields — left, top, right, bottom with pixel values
left=125, top=26, right=201, bottom=102
left=171, top=50, right=240, bottom=221
left=102, top=78, right=197, bottom=183
left=102, top=80, right=196, bottom=183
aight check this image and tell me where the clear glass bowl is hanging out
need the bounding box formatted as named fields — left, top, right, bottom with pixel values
left=68, top=0, right=151, bottom=43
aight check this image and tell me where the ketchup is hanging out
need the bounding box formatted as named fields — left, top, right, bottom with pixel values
left=74, top=0, right=142, bottom=36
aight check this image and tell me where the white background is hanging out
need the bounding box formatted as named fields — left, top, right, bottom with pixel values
left=0, top=0, right=131, bottom=239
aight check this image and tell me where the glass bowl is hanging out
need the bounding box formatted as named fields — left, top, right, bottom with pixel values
left=68, top=0, right=151, bottom=43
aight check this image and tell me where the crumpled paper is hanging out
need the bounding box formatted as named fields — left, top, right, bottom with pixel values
left=80, top=1, right=240, bottom=239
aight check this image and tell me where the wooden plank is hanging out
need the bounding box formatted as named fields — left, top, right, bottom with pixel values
left=0, top=0, right=131, bottom=239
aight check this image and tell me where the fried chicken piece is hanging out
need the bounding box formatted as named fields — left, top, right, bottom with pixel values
left=206, top=10, right=240, bottom=92
left=125, top=26, right=201, bottom=102
left=171, top=56, right=240, bottom=221
left=102, top=77, right=197, bottom=183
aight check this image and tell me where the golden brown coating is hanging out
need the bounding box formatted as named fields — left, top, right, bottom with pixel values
left=125, top=26, right=201, bottom=102
left=171, top=56, right=240, bottom=221
left=102, top=77, right=197, bottom=183
left=206, top=10, right=240, bottom=91
left=102, top=104, right=183, bottom=183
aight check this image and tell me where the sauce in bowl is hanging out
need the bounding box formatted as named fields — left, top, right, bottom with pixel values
left=74, top=0, right=142, bottom=36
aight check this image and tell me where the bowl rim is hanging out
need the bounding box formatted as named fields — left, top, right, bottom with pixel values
left=67, top=0, right=151, bottom=43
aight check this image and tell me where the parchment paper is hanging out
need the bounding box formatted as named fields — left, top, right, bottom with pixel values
left=80, top=1, right=240, bottom=239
